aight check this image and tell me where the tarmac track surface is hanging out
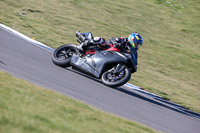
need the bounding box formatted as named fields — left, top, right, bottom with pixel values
left=0, top=27, right=200, bottom=133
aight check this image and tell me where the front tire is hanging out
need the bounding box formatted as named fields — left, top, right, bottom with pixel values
left=101, top=66, right=131, bottom=88
left=52, top=44, right=77, bottom=67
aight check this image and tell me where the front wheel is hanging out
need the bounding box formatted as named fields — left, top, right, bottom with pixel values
left=52, top=44, right=77, bottom=67
left=101, top=66, right=131, bottom=88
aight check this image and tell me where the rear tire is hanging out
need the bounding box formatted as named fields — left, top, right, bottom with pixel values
left=101, top=66, right=131, bottom=88
left=52, top=44, right=77, bottom=67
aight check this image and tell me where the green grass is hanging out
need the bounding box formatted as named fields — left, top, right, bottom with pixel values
left=0, top=0, right=200, bottom=113
left=0, top=71, right=158, bottom=133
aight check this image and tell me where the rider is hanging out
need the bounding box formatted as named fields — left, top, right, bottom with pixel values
left=77, top=32, right=143, bottom=51
left=77, top=32, right=143, bottom=71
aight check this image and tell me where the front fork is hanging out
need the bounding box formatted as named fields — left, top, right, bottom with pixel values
left=108, top=64, right=126, bottom=74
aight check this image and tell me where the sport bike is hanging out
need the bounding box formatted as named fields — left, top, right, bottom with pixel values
left=52, top=31, right=137, bottom=87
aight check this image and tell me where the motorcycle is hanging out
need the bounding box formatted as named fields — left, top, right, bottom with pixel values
left=52, top=31, right=137, bottom=87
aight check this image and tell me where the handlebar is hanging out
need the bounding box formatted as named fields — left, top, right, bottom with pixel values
left=76, top=31, right=86, bottom=43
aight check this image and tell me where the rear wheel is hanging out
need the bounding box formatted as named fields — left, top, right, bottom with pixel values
left=52, top=44, right=77, bottom=67
left=101, top=65, right=131, bottom=88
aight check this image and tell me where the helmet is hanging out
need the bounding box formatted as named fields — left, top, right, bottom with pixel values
left=128, top=33, right=143, bottom=48
left=94, top=36, right=107, bottom=46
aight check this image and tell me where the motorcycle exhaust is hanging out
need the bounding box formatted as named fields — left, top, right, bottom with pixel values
left=76, top=31, right=86, bottom=42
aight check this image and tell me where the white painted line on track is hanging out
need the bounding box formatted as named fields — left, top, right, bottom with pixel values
left=124, top=83, right=161, bottom=98
left=0, top=23, right=54, bottom=53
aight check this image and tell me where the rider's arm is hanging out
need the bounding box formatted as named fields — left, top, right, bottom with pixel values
left=110, top=37, right=118, bottom=45
left=109, top=37, right=123, bottom=48
left=110, top=37, right=131, bottom=53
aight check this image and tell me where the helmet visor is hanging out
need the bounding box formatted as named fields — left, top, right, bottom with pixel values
left=133, top=39, right=143, bottom=48
left=135, top=42, right=141, bottom=48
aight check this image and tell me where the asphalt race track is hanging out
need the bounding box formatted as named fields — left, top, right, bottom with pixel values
left=0, top=26, right=200, bottom=133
